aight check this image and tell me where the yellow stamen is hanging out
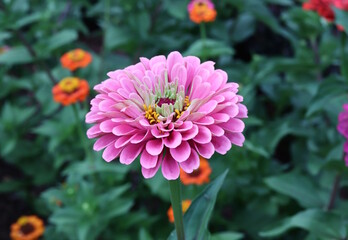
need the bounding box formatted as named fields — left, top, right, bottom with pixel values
left=18, top=217, right=28, bottom=226
left=144, top=104, right=160, bottom=124
left=59, top=77, right=80, bottom=93
left=176, top=96, right=191, bottom=119
left=67, top=49, right=85, bottom=61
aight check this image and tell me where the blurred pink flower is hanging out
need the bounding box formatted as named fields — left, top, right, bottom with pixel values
left=338, top=104, right=348, bottom=166
left=86, top=51, right=247, bottom=180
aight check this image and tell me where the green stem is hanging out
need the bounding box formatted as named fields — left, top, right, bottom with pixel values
left=72, top=104, right=91, bottom=161
left=169, top=178, right=185, bottom=240
left=200, top=22, right=207, bottom=61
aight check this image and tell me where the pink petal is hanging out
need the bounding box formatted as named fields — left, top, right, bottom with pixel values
left=197, top=100, right=217, bottom=114
left=175, top=121, right=193, bottom=132
left=207, top=125, right=225, bottom=137
left=115, top=135, right=134, bottom=148
left=112, top=125, right=137, bottom=136
left=119, top=143, right=144, bottom=165
left=194, top=116, right=214, bottom=125
left=170, top=141, right=191, bottom=162
left=179, top=150, right=200, bottom=173
left=211, top=113, right=230, bottom=123
left=142, top=155, right=162, bottom=179
left=151, top=127, right=170, bottom=138
left=167, top=51, right=184, bottom=75
left=236, top=104, right=248, bottom=118
left=194, top=142, right=214, bottom=159
left=140, top=150, right=158, bottom=169
left=102, top=144, right=122, bottom=162
left=131, top=131, right=150, bottom=144
left=212, top=135, right=232, bottom=155
left=193, top=126, right=212, bottom=144
left=161, top=153, right=180, bottom=180
left=163, top=131, right=182, bottom=148
left=146, top=139, right=164, bottom=156
left=93, top=134, right=116, bottom=151
left=181, top=124, right=199, bottom=140
left=219, top=118, right=245, bottom=133
left=87, top=124, right=101, bottom=138
left=225, top=132, right=245, bottom=147
left=100, top=120, right=118, bottom=133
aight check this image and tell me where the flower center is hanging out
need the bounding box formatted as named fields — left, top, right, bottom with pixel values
left=67, top=50, right=85, bottom=61
left=20, top=223, right=35, bottom=235
left=59, top=77, right=80, bottom=93
left=193, top=2, right=210, bottom=16
left=157, top=98, right=176, bottom=107
left=189, top=167, right=202, bottom=177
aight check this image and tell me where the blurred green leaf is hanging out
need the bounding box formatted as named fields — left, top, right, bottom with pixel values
left=265, top=172, right=325, bottom=208
left=184, top=39, right=234, bottom=58
left=211, top=232, right=244, bottom=240
left=0, top=46, right=33, bottom=64
left=260, top=209, right=347, bottom=238
left=46, top=29, right=78, bottom=51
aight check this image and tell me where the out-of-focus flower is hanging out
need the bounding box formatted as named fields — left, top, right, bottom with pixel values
left=0, top=46, right=10, bottom=54
left=303, top=0, right=348, bottom=31
left=86, top=51, right=247, bottom=180
left=303, top=0, right=335, bottom=21
left=338, top=104, right=348, bottom=166
left=167, top=200, right=192, bottom=223
left=60, top=49, right=92, bottom=71
left=180, top=156, right=211, bottom=185
left=10, top=215, right=44, bottom=240
left=187, top=0, right=217, bottom=24
left=52, top=77, right=89, bottom=106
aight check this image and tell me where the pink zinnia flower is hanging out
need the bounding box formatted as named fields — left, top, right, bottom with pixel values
left=338, top=104, right=348, bottom=166
left=86, top=51, right=247, bottom=180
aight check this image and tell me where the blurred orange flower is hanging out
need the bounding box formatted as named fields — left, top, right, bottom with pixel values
left=0, top=46, right=10, bottom=54
left=10, top=215, right=44, bottom=240
left=167, top=200, right=192, bottom=223
left=188, top=0, right=217, bottom=24
left=52, top=77, right=89, bottom=106
left=60, top=48, right=92, bottom=71
left=180, top=156, right=211, bottom=185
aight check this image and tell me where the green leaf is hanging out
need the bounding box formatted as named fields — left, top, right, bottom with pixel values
left=264, top=172, right=325, bottom=208
left=211, top=232, right=244, bottom=240
left=13, top=12, right=42, bottom=29
left=0, top=31, right=11, bottom=43
left=168, top=170, right=229, bottom=240
left=139, top=228, right=153, bottom=240
left=231, top=13, right=255, bottom=43
left=164, top=0, right=188, bottom=20
left=105, top=27, right=132, bottom=50
left=260, top=209, right=347, bottom=239
left=46, top=29, right=78, bottom=51
left=0, top=46, right=33, bottom=64
left=184, top=39, right=234, bottom=59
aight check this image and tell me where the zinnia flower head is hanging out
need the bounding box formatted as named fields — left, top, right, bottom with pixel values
left=303, top=0, right=335, bottom=21
left=303, top=0, right=348, bottom=31
left=180, top=156, right=211, bottom=185
left=338, top=104, right=348, bottom=166
left=86, top=51, right=247, bottom=180
left=60, top=48, right=92, bottom=71
left=10, top=215, right=44, bottom=240
left=187, top=0, right=217, bottom=24
left=167, top=200, right=192, bottom=223
left=52, top=77, right=89, bottom=106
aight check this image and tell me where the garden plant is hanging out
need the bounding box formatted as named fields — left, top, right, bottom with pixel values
left=1, top=0, right=348, bottom=240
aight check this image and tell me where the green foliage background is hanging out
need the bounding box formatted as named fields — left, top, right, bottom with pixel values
left=1, top=0, right=348, bottom=239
